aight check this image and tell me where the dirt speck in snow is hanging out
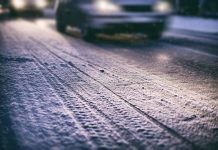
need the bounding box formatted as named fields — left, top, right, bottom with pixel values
left=183, top=115, right=197, bottom=122
left=60, top=63, right=68, bottom=68
left=100, top=69, right=105, bottom=73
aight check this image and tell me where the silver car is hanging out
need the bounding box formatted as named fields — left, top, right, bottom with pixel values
left=56, top=0, right=173, bottom=40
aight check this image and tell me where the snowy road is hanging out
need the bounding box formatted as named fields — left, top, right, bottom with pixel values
left=0, top=18, right=218, bottom=150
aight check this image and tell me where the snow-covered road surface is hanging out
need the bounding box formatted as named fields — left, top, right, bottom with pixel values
left=0, top=19, right=218, bottom=150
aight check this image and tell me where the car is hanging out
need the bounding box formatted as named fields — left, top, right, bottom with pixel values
left=9, top=0, right=49, bottom=16
left=56, top=0, right=173, bottom=40
left=0, top=0, right=9, bottom=15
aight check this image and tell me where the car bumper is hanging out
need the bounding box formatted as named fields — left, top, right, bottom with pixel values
left=88, top=12, right=168, bottom=32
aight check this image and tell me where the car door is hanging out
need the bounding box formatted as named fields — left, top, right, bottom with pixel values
left=68, top=0, right=87, bottom=27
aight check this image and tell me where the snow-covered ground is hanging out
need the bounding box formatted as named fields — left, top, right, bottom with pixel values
left=1, top=16, right=218, bottom=150
left=169, top=15, right=218, bottom=34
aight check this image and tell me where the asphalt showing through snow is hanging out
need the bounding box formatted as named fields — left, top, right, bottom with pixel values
left=0, top=18, right=218, bottom=150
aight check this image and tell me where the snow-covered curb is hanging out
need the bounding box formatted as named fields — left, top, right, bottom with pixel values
left=169, top=15, right=218, bottom=34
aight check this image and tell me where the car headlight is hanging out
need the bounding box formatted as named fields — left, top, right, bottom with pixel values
left=94, top=0, right=121, bottom=13
left=153, top=1, right=172, bottom=13
left=35, top=0, right=47, bottom=9
left=11, top=0, right=26, bottom=10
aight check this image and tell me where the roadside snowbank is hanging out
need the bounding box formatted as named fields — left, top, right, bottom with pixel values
left=169, top=15, right=218, bottom=34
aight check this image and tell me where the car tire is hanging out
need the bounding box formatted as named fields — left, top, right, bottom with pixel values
left=9, top=8, right=18, bottom=17
left=56, top=9, right=67, bottom=33
left=56, top=21, right=66, bottom=33
left=37, top=11, right=44, bottom=17
left=81, top=27, right=96, bottom=42
left=147, top=32, right=162, bottom=40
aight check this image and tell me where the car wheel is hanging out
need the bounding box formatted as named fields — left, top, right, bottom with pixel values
left=9, top=8, right=18, bottom=17
left=56, top=9, right=67, bottom=33
left=147, top=32, right=162, bottom=40
left=56, top=21, right=66, bottom=33
left=81, top=27, right=96, bottom=42
left=37, top=11, right=44, bottom=17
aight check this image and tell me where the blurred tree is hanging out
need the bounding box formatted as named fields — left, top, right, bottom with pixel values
left=200, top=0, right=218, bottom=17
left=174, top=0, right=218, bottom=17
left=177, top=0, right=199, bottom=15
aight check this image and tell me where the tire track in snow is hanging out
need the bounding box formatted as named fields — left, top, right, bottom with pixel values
left=42, top=35, right=216, bottom=105
left=0, top=26, right=96, bottom=150
left=31, top=35, right=217, bottom=150
left=24, top=37, right=195, bottom=149
left=29, top=34, right=217, bottom=149
left=25, top=41, right=177, bottom=150
left=46, top=46, right=199, bottom=149
left=7, top=19, right=216, bottom=149
left=49, top=41, right=217, bottom=150
left=5, top=24, right=133, bottom=150
left=31, top=56, right=132, bottom=150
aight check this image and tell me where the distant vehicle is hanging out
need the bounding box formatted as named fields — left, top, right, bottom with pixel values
left=9, top=0, right=49, bottom=16
left=56, top=0, right=172, bottom=40
left=0, top=0, right=9, bottom=15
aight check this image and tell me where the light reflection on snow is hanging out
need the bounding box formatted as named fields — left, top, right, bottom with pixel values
left=156, top=54, right=170, bottom=62
left=35, top=20, right=49, bottom=28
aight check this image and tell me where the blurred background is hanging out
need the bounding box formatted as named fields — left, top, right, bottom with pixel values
left=1, top=0, right=218, bottom=18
